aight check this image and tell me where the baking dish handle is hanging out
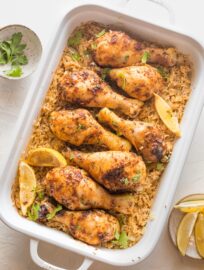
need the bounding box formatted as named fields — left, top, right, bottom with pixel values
left=30, top=239, right=93, bottom=270
left=124, top=0, right=175, bottom=24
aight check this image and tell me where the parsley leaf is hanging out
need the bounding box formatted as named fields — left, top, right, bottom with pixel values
left=11, top=54, right=28, bottom=66
left=91, top=43, right=97, bottom=50
left=0, top=50, right=7, bottom=64
left=156, top=162, right=164, bottom=171
left=95, top=29, right=106, bottom=38
left=120, top=177, right=129, bottom=185
left=141, top=51, right=150, bottom=64
left=46, top=204, right=62, bottom=220
left=28, top=202, right=40, bottom=221
left=113, top=231, right=129, bottom=248
left=37, top=191, right=45, bottom=200
left=132, top=172, right=141, bottom=183
left=71, top=52, right=81, bottom=62
left=0, top=41, right=11, bottom=62
left=77, top=124, right=86, bottom=130
left=157, top=66, right=169, bottom=80
left=101, top=68, right=110, bottom=81
left=68, top=31, right=82, bottom=47
left=5, top=66, right=22, bottom=77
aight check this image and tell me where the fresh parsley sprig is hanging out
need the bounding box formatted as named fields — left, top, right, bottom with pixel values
left=0, top=32, right=28, bottom=77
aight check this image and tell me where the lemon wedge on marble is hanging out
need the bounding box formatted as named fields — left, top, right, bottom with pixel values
left=174, top=200, right=204, bottom=213
left=26, top=147, right=67, bottom=167
left=176, top=212, right=198, bottom=256
left=19, top=161, right=37, bottom=216
left=154, top=93, right=181, bottom=137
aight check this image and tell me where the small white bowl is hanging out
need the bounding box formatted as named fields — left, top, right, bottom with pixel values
left=0, top=24, right=42, bottom=80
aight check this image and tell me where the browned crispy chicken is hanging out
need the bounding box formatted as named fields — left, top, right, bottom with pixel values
left=49, top=109, right=131, bottom=151
left=54, top=210, right=120, bottom=245
left=98, top=108, right=167, bottom=163
left=44, top=166, right=134, bottom=214
left=59, top=69, right=143, bottom=117
left=65, top=150, right=146, bottom=192
left=40, top=200, right=119, bottom=245
left=94, top=30, right=177, bottom=67
left=109, top=65, right=164, bottom=101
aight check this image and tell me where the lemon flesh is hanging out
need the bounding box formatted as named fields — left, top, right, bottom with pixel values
left=26, top=147, right=67, bottom=167
left=154, top=93, right=181, bottom=137
left=174, top=200, right=204, bottom=213
left=19, top=161, right=37, bottom=216
left=177, top=212, right=198, bottom=256
left=195, top=213, right=204, bottom=258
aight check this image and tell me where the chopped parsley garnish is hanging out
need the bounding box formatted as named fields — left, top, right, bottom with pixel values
left=101, top=68, right=111, bottom=81
left=71, top=52, right=81, bottom=62
left=0, top=32, right=28, bottom=77
left=132, top=172, right=141, bottom=183
left=118, top=73, right=126, bottom=89
left=77, top=124, right=86, bottom=130
left=156, top=162, right=164, bottom=171
left=118, top=214, right=126, bottom=226
left=37, top=191, right=45, bottom=200
left=113, top=231, right=129, bottom=248
left=46, top=204, right=62, bottom=220
left=95, top=29, right=106, bottom=38
left=91, top=43, right=97, bottom=50
left=67, top=31, right=82, bottom=47
left=141, top=51, right=150, bottom=64
left=120, top=177, right=129, bottom=185
left=157, top=66, right=169, bottom=80
left=28, top=202, right=40, bottom=221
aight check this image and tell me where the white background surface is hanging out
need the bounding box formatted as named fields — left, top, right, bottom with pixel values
left=0, top=0, right=204, bottom=269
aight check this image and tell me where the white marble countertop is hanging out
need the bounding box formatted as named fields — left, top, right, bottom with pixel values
left=0, top=0, right=204, bottom=269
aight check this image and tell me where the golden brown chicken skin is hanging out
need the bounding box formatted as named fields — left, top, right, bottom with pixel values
left=93, top=31, right=177, bottom=67
left=55, top=210, right=120, bottom=245
left=65, top=150, right=146, bottom=192
left=98, top=108, right=167, bottom=163
left=59, top=69, right=143, bottom=117
left=44, top=166, right=134, bottom=214
left=49, top=109, right=131, bottom=151
left=39, top=200, right=120, bottom=246
left=109, top=65, right=164, bottom=101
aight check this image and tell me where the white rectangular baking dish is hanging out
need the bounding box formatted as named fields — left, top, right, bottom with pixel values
left=1, top=1, right=204, bottom=269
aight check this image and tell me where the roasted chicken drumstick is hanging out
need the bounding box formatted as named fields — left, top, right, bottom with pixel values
left=44, top=166, right=134, bottom=214
left=49, top=109, right=131, bottom=151
left=98, top=108, right=167, bottom=163
left=109, top=65, right=164, bottom=101
left=40, top=201, right=120, bottom=245
left=93, top=30, right=177, bottom=67
left=65, top=150, right=146, bottom=192
left=59, top=69, right=143, bottom=117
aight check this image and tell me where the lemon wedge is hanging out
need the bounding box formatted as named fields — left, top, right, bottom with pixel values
left=174, top=200, right=204, bottom=213
left=177, top=212, right=198, bottom=256
left=195, top=213, right=204, bottom=258
left=26, top=147, right=67, bottom=167
left=154, top=93, right=181, bottom=137
left=19, top=161, right=37, bottom=216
